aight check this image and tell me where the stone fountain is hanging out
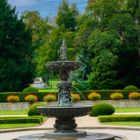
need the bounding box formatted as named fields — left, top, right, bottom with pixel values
left=16, top=41, right=123, bottom=140
left=38, top=41, right=92, bottom=137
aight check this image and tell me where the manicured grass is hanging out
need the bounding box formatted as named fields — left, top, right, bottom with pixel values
left=0, top=123, right=40, bottom=129
left=115, top=108, right=140, bottom=113
left=101, top=122, right=140, bottom=126
left=0, top=110, right=27, bottom=115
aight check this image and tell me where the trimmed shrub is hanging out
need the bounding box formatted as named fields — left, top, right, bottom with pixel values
left=128, top=92, right=140, bottom=100
left=0, top=116, right=43, bottom=124
left=99, top=114, right=140, bottom=122
left=6, top=95, right=20, bottom=103
left=88, top=92, right=101, bottom=101
left=71, top=93, right=81, bottom=101
left=89, top=103, right=115, bottom=117
left=43, top=94, right=57, bottom=102
left=123, top=85, right=138, bottom=90
left=110, top=92, right=124, bottom=100
left=24, top=94, right=38, bottom=103
left=28, top=103, right=47, bottom=116
left=23, top=86, right=38, bottom=92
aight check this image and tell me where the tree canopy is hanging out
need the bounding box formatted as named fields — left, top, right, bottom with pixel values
left=0, top=0, right=35, bottom=91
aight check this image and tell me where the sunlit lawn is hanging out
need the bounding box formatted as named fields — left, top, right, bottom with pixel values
left=102, top=122, right=140, bottom=126
left=0, top=110, right=27, bottom=115
left=115, top=108, right=140, bottom=113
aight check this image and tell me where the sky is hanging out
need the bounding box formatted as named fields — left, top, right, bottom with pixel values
left=8, top=0, right=88, bottom=17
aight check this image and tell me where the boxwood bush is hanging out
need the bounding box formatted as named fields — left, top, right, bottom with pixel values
left=123, top=85, right=138, bottom=91
left=99, top=114, right=140, bottom=122
left=22, top=86, right=39, bottom=92
left=0, top=116, right=43, bottom=124
left=89, top=103, right=115, bottom=117
left=0, top=92, right=58, bottom=102
left=28, top=103, right=48, bottom=116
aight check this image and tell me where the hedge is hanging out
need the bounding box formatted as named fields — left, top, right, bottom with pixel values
left=99, top=115, right=140, bottom=122
left=0, top=89, right=140, bottom=102
left=0, top=116, right=43, bottom=124
left=0, top=92, right=58, bottom=102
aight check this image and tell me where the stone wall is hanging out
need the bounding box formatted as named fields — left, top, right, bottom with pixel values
left=0, top=102, right=30, bottom=111
left=0, top=100, right=140, bottom=110
left=93, top=100, right=140, bottom=108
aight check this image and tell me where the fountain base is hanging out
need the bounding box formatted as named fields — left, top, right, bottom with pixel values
left=15, top=132, right=122, bottom=140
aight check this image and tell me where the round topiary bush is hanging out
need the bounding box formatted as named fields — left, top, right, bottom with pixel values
left=88, top=92, right=101, bottom=101
left=23, top=86, right=38, bottom=92
left=43, top=94, right=57, bottom=102
left=71, top=93, right=81, bottom=101
left=128, top=92, right=140, bottom=100
left=89, top=102, right=115, bottom=117
left=6, top=95, right=20, bottom=103
left=24, top=94, right=38, bottom=103
left=110, top=92, right=124, bottom=100
left=123, top=85, right=138, bottom=91
left=28, top=103, right=47, bottom=116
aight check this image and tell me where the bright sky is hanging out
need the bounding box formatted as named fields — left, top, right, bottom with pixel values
left=8, top=0, right=87, bottom=17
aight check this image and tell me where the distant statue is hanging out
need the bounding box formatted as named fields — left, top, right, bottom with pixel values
left=60, top=40, right=67, bottom=60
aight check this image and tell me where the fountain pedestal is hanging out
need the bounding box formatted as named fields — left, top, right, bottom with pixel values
left=54, top=117, right=77, bottom=132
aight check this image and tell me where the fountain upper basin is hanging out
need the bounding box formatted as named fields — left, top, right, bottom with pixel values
left=46, top=61, right=81, bottom=71
left=38, top=105, right=92, bottom=118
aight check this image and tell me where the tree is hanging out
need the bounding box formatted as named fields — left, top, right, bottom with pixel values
left=23, top=11, right=53, bottom=79
left=76, top=0, right=140, bottom=89
left=0, top=0, right=35, bottom=91
left=56, top=0, right=79, bottom=31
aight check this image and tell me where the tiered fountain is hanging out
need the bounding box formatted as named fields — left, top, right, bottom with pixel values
left=17, top=41, right=123, bottom=140
left=38, top=41, right=92, bottom=137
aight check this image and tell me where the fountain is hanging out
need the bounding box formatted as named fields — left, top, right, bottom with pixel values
left=16, top=41, right=123, bottom=140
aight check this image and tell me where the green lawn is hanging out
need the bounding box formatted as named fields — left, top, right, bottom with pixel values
left=102, top=122, right=140, bottom=126
left=0, top=123, right=40, bottom=129
left=0, top=110, right=27, bottom=115
left=115, top=108, right=140, bottom=113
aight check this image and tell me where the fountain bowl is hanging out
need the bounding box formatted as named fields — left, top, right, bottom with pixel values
left=46, top=61, right=81, bottom=71
left=37, top=105, right=92, bottom=118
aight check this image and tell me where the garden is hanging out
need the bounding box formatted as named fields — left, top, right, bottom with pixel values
left=0, top=84, right=140, bottom=129
left=0, top=0, right=140, bottom=131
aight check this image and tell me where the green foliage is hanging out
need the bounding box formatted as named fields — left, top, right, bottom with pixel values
left=23, top=11, right=53, bottom=79
left=56, top=0, right=78, bottom=31
left=0, top=92, right=58, bottom=102
left=24, top=94, right=38, bottom=103
left=72, top=81, right=89, bottom=91
left=71, top=93, right=81, bottom=101
left=22, top=86, right=39, bottom=92
left=123, top=85, right=138, bottom=90
left=89, top=103, right=115, bottom=117
left=0, top=0, right=35, bottom=91
left=99, top=114, right=140, bottom=122
left=6, top=95, right=20, bottom=103
left=128, top=92, right=140, bottom=100
left=110, top=92, right=124, bottom=100
left=75, top=0, right=140, bottom=89
left=88, top=92, right=101, bottom=101
left=28, top=103, right=47, bottom=116
left=43, top=94, right=57, bottom=102
left=0, top=116, right=43, bottom=124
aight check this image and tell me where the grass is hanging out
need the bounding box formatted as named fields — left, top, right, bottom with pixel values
left=0, top=123, right=40, bottom=129
left=0, top=110, right=27, bottom=115
left=102, top=122, right=140, bottom=126
left=115, top=107, right=140, bottom=113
